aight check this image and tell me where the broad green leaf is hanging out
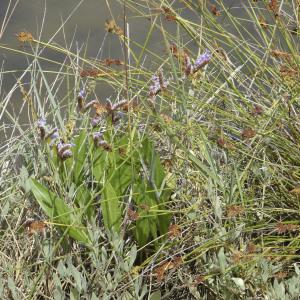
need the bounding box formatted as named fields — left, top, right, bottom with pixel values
left=151, top=149, right=165, bottom=192
left=149, top=290, right=161, bottom=300
left=92, top=147, right=108, bottom=183
left=70, top=288, right=79, bottom=300
left=74, top=185, right=94, bottom=220
left=102, top=181, right=122, bottom=232
left=29, top=178, right=90, bottom=244
left=141, top=137, right=171, bottom=235
left=136, top=217, right=150, bottom=247
left=108, top=138, right=133, bottom=196
left=129, top=244, right=137, bottom=268
left=109, top=162, right=132, bottom=197
left=151, top=154, right=170, bottom=235
left=134, top=181, right=158, bottom=246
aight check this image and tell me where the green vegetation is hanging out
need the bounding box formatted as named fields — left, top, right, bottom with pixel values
left=1, top=0, right=300, bottom=299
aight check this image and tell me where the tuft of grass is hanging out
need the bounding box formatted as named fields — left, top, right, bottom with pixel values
left=1, top=0, right=300, bottom=299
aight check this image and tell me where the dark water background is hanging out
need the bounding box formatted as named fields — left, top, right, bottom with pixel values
left=0, top=0, right=256, bottom=90
left=0, top=0, right=291, bottom=143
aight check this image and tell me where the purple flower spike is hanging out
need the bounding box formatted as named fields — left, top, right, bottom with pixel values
left=93, top=131, right=103, bottom=141
left=50, top=130, right=60, bottom=140
left=83, top=100, right=98, bottom=112
left=91, top=115, right=102, bottom=127
left=37, top=117, right=47, bottom=128
left=37, top=117, right=47, bottom=140
left=149, top=70, right=169, bottom=98
left=78, top=89, right=86, bottom=99
left=57, top=142, right=75, bottom=161
left=60, top=149, right=73, bottom=160
left=77, top=89, right=87, bottom=112
left=93, top=131, right=112, bottom=151
left=111, top=99, right=128, bottom=111
left=193, top=49, right=212, bottom=72
left=46, top=128, right=60, bottom=145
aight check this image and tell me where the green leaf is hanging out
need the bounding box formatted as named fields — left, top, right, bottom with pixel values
left=136, top=217, right=150, bottom=247
left=232, top=277, right=245, bottom=291
left=141, top=137, right=171, bottom=235
left=74, top=185, right=94, bottom=220
left=133, top=181, right=157, bottom=246
left=129, top=244, right=137, bottom=268
left=29, top=178, right=90, bottom=244
left=72, top=130, right=88, bottom=185
left=92, top=147, right=108, bottom=183
left=109, top=161, right=132, bottom=197
left=149, top=291, right=161, bottom=300
left=150, top=147, right=165, bottom=192
left=218, top=247, right=227, bottom=274
left=102, top=181, right=122, bottom=232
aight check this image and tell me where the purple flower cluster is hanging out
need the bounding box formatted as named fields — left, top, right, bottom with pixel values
left=194, top=49, right=212, bottom=72
left=77, top=89, right=101, bottom=113
left=111, top=99, right=128, bottom=111
left=149, top=69, right=169, bottom=99
left=37, top=117, right=47, bottom=128
left=47, top=128, right=60, bottom=144
left=93, top=131, right=112, bottom=151
left=91, top=115, right=102, bottom=127
left=78, top=89, right=86, bottom=99
left=83, top=100, right=98, bottom=112
left=77, top=89, right=86, bottom=112
left=78, top=89, right=130, bottom=127
left=183, top=49, right=212, bottom=77
left=148, top=49, right=212, bottom=100
left=37, top=117, right=47, bottom=140
left=37, top=118, right=75, bottom=161
left=37, top=117, right=60, bottom=144
left=37, top=117, right=76, bottom=161
left=57, top=142, right=75, bottom=160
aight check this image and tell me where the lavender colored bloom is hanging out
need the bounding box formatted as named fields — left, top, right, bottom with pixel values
left=159, top=74, right=169, bottom=90
left=57, top=142, right=75, bottom=160
left=98, top=140, right=106, bottom=147
left=78, top=89, right=86, bottom=99
left=193, top=49, right=212, bottom=72
left=37, top=117, right=47, bottom=128
left=50, top=130, right=60, bottom=140
left=46, top=128, right=60, bottom=145
left=98, top=140, right=111, bottom=151
left=60, top=149, right=73, bottom=160
left=93, top=131, right=111, bottom=151
left=91, top=115, right=102, bottom=127
left=111, top=99, right=128, bottom=111
left=77, top=89, right=87, bottom=112
left=93, top=131, right=103, bottom=142
left=149, top=82, right=160, bottom=97
left=151, top=75, right=160, bottom=86
left=57, top=142, right=75, bottom=151
left=149, top=70, right=169, bottom=98
left=37, top=117, right=47, bottom=140
left=112, top=111, right=125, bottom=123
